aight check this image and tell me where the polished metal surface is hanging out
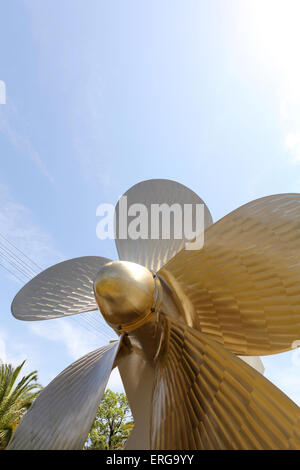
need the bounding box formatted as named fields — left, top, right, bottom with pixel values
left=12, top=256, right=111, bottom=321
left=94, top=261, right=160, bottom=332
left=117, top=347, right=155, bottom=450
left=115, top=179, right=213, bottom=271
left=151, top=315, right=300, bottom=450
left=159, top=194, right=300, bottom=356
left=7, top=341, right=121, bottom=450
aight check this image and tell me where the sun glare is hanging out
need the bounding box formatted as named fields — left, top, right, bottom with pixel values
left=249, top=0, right=300, bottom=77
left=244, top=0, right=300, bottom=163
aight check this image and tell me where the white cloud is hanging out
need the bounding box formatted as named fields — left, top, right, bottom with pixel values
left=29, top=316, right=124, bottom=392
left=280, top=93, right=300, bottom=165
left=0, top=336, right=6, bottom=363
left=0, top=328, right=40, bottom=378
left=284, top=131, right=300, bottom=163
left=29, top=318, right=105, bottom=360
left=0, top=183, right=63, bottom=281
left=262, top=350, right=300, bottom=406
left=0, top=102, right=53, bottom=182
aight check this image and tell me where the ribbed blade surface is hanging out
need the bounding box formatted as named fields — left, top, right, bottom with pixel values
left=151, top=315, right=300, bottom=449
left=115, top=179, right=212, bottom=271
left=159, top=194, right=300, bottom=355
left=12, top=256, right=111, bottom=321
left=7, top=341, right=120, bottom=449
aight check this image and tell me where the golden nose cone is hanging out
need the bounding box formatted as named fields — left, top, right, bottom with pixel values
left=93, top=261, right=156, bottom=330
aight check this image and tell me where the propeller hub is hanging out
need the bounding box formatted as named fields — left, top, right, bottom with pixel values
left=93, top=261, right=159, bottom=332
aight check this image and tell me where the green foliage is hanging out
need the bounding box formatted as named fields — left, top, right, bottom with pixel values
left=85, top=389, right=134, bottom=450
left=0, top=359, right=41, bottom=449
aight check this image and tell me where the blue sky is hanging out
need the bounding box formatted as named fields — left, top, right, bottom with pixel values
left=1, top=0, right=300, bottom=402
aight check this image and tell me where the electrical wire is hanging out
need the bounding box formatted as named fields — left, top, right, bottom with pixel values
left=0, top=232, right=113, bottom=342
left=0, top=232, right=43, bottom=270
left=0, top=241, right=37, bottom=277
left=0, top=246, right=36, bottom=280
left=0, top=261, right=28, bottom=283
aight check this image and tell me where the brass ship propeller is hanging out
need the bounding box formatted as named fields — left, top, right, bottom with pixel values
left=7, top=179, right=300, bottom=450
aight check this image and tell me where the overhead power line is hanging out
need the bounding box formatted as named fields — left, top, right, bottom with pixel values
left=0, top=232, right=114, bottom=342
left=0, top=261, right=28, bottom=283
left=0, top=241, right=37, bottom=277
left=0, top=232, right=43, bottom=270
left=0, top=245, right=36, bottom=280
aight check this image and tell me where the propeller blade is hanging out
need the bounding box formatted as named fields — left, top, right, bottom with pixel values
left=116, top=336, right=264, bottom=449
left=115, top=179, right=212, bottom=271
left=117, top=346, right=155, bottom=449
left=151, top=315, right=300, bottom=450
left=159, top=194, right=300, bottom=355
left=11, top=256, right=111, bottom=321
left=7, top=340, right=121, bottom=450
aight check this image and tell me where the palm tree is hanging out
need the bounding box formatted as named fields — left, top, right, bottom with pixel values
left=0, top=360, right=41, bottom=449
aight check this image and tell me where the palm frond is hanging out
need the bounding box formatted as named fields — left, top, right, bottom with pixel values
left=0, top=360, right=41, bottom=449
